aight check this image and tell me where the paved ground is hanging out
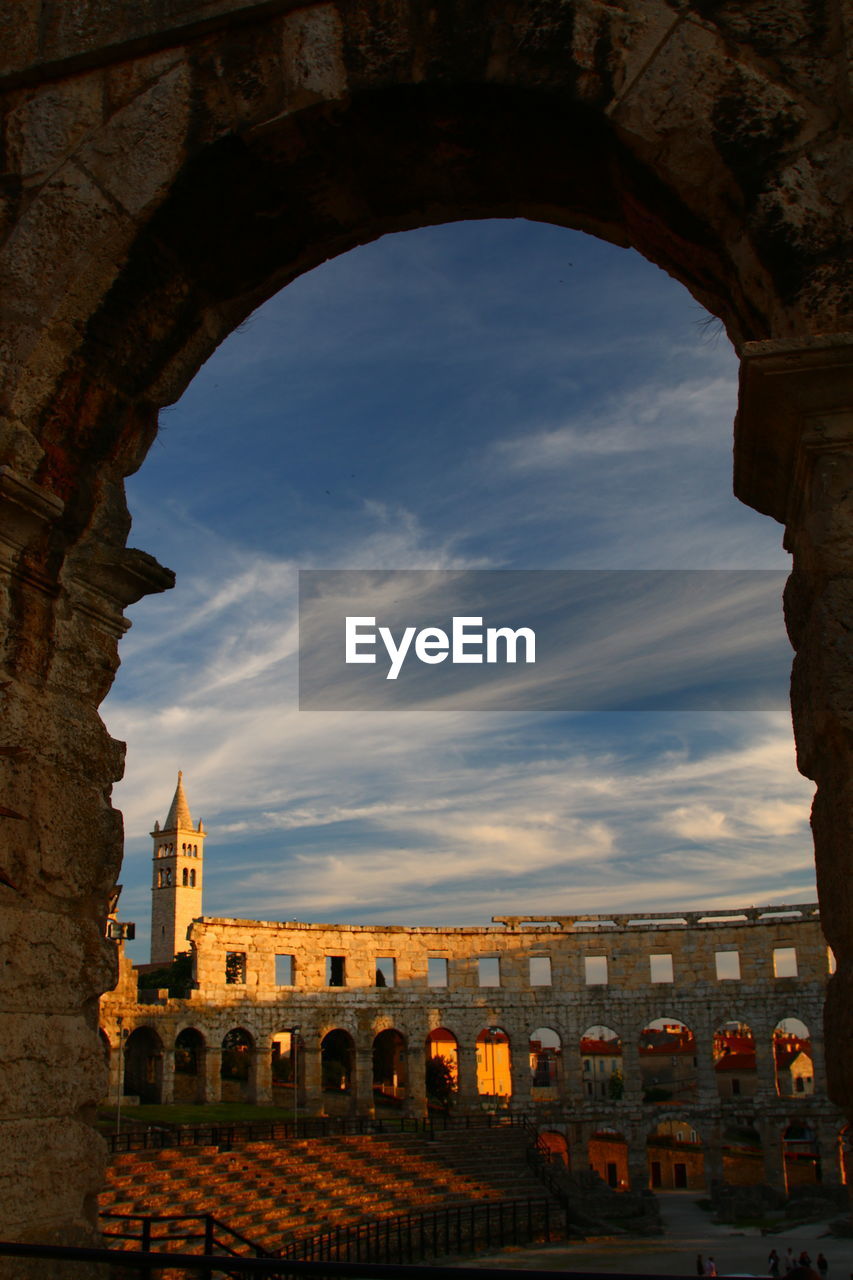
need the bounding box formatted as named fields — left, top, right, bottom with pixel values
left=462, top=1193, right=852, bottom=1275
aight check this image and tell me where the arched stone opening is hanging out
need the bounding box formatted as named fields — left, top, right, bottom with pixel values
left=783, top=1121, right=821, bottom=1192
left=123, top=1026, right=163, bottom=1105
left=425, top=1028, right=458, bottom=1112
left=647, top=1118, right=705, bottom=1190
left=221, top=1027, right=254, bottom=1102
left=580, top=1025, right=623, bottom=1101
left=722, top=1123, right=764, bottom=1187
left=322, top=1029, right=356, bottom=1115
left=539, top=1130, right=570, bottom=1169
left=476, top=1026, right=511, bottom=1105
left=372, top=1029, right=407, bottom=1110
left=270, top=1028, right=296, bottom=1096
left=174, top=1026, right=205, bottom=1103
left=639, top=1018, right=698, bottom=1105
left=838, top=1124, right=851, bottom=1186
left=1, top=0, right=851, bottom=1250
left=529, top=1026, right=562, bottom=1101
left=589, top=1128, right=629, bottom=1189
left=713, top=1020, right=756, bottom=1100
left=774, top=1018, right=814, bottom=1098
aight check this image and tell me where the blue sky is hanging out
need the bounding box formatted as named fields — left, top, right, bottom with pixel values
left=102, top=219, right=816, bottom=961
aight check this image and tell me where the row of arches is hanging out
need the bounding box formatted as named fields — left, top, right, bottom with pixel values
left=113, top=1017, right=816, bottom=1109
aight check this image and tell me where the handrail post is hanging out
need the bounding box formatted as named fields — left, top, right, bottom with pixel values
left=204, top=1214, right=215, bottom=1255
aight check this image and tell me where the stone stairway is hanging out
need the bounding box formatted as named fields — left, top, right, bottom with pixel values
left=99, top=1125, right=560, bottom=1254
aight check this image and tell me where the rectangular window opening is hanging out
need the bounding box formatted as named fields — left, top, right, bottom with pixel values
left=584, top=955, right=608, bottom=986
left=649, top=953, right=674, bottom=983
left=375, top=956, right=396, bottom=987
left=326, top=955, right=346, bottom=987
left=478, top=956, right=501, bottom=987
left=715, top=950, right=741, bottom=981
left=225, top=951, right=246, bottom=984
left=274, top=954, right=294, bottom=986
left=773, top=946, right=798, bottom=978
left=428, top=957, right=448, bottom=988
left=529, top=956, right=552, bottom=986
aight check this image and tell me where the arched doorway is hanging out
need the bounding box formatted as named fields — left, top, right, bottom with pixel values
left=647, top=1119, right=705, bottom=1190
left=373, top=1030, right=408, bottom=1109
left=639, top=1019, right=698, bottom=1105
left=713, top=1021, right=756, bottom=1100
left=783, top=1121, right=821, bottom=1191
left=322, top=1029, right=356, bottom=1114
left=425, top=1029, right=458, bottom=1111
left=539, top=1131, right=569, bottom=1168
left=123, top=1027, right=164, bottom=1105
left=580, top=1026, right=623, bottom=1100
left=529, top=1027, right=562, bottom=1100
left=476, top=1027, right=512, bottom=1106
left=722, top=1123, right=764, bottom=1186
left=773, top=1019, right=814, bottom=1098
left=174, top=1027, right=205, bottom=1103
left=221, top=1027, right=254, bottom=1102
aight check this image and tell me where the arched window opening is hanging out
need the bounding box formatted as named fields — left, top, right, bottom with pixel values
left=425, top=1028, right=458, bottom=1111
left=783, top=1121, right=821, bottom=1192
left=174, top=1027, right=205, bottom=1102
left=713, top=1021, right=756, bottom=1100
left=580, top=1025, right=623, bottom=1100
left=221, top=1027, right=254, bottom=1101
left=722, top=1123, right=763, bottom=1187
left=476, top=1027, right=511, bottom=1105
left=123, top=1027, right=164, bottom=1105
left=529, top=1026, right=561, bottom=1097
left=372, top=1029, right=407, bottom=1108
left=774, top=1019, right=813, bottom=1097
left=639, top=1018, right=697, bottom=1104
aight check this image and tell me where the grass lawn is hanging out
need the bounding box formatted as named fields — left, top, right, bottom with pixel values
left=99, top=1102, right=302, bottom=1126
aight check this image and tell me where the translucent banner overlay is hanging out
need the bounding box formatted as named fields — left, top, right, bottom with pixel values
left=298, top=569, right=790, bottom=711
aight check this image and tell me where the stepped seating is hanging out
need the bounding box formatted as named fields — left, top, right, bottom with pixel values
left=99, top=1125, right=556, bottom=1254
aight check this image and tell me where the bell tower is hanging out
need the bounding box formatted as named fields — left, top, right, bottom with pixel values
left=150, top=771, right=205, bottom=965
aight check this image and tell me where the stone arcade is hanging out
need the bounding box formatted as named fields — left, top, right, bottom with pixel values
left=0, top=0, right=851, bottom=1261
left=101, top=775, right=845, bottom=1197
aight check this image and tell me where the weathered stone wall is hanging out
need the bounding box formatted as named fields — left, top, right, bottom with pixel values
left=0, top=0, right=851, bottom=1260
left=102, top=903, right=844, bottom=1193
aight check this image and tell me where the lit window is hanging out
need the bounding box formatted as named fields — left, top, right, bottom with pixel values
left=773, top=947, right=798, bottom=978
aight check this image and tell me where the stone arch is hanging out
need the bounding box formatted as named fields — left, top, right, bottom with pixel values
left=580, top=1025, right=623, bottom=1101
left=647, top=1118, right=706, bottom=1190
left=529, top=1026, right=562, bottom=1097
left=372, top=1028, right=408, bottom=1109
left=123, top=1025, right=163, bottom=1105
left=773, top=1017, right=814, bottom=1098
left=425, top=1028, right=458, bottom=1111
left=713, top=1019, right=756, bottom=1100
left=476, top=1026, right=512, bottom=1103
left=221, top=1026, right=254, bottom=1101
left=782, top=1119, right=821, bottom=1191
left=539, top=1130, right=570, bottom=1169
left=639, top=1017, right=698, bottom=1105
left=174, top=1026, right=205, bottom=1103
left=322, top=1028, right=356, bottom=1115
left=1, top=0, right=851, bottom=1251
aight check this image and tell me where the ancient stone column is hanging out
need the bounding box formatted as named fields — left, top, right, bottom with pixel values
left=203, top=1047, right=222, bottom=1103
left=736, top=337, right=853, bottom=1123
left=815, top=1116, right=842, bottom=1187
left=252, top=1046, right=272, bottom=1105
left=759, top=1121, right=787, bottom=1192
left=405, top=1042, right=427, bottom=1117
left=455, top=1041, right=480, bottom=1113
left=160, top=1046, right=175, bottom=1105
left=302, top=1038, right=324, bottom=1115
left=352, top=1046, right=374, bottom=1115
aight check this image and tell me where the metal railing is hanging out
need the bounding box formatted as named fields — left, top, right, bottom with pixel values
left=280, top=1196, right=558, bottom=1265
left=101, top=1209, right=272, bottom=1259
left=106, top=1108, right=534, bottom=1153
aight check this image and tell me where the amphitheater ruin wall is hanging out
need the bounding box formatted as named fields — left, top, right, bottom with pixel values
left=1, top=0, right=852, bottom=1257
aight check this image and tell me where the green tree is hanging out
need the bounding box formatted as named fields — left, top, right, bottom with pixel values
left=426, top=1055, right=456, bottom=1108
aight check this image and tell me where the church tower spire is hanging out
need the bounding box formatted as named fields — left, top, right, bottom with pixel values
left=150, top=771, right=205, bottom=965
